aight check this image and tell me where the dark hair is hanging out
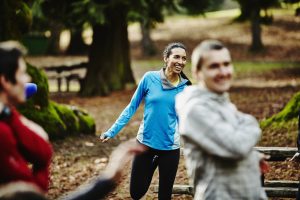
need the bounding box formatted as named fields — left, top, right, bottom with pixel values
left=0, top=41, right=27, bottom=85
left=163, top=42, right=186, bottom=59
left=191, top=40, right=226, bottom=73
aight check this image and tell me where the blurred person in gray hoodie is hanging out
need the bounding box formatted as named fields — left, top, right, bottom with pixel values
left=175, top=40, right=267, bottom=200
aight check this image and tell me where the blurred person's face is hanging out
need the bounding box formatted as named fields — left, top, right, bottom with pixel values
left=165, top=47, right=187, bottom=74
left=196, top=48, right=233, bottom=94
left=2, top=58, right=30, bottom=104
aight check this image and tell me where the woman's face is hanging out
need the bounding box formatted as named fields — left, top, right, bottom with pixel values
left=164, top=47, right=187, bottom=74
left=196, top=48, right=233, bottom=94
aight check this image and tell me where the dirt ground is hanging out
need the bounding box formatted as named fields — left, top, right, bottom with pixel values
left=47, top=84, right=300, bottom=200
left=39, top=13, right=300, bottom=200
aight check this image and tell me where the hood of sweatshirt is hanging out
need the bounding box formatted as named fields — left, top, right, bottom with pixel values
left=160, top=68, right=189, bottom=90
left=176, top=85, right=230, bottom=114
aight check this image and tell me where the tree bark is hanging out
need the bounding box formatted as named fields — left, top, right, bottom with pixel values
left=0, top=0, right=9, bottom=41
left=250, top=6, right=264, bottom=51
left=140, top=20, right=156, bottom=56
left=235, top=0, right=252, bottom=21
left=80, top=5, right=135, bottom=96
left=47, top=22, right=64, bottom=55
left=66, top=29, right=88, bottom=55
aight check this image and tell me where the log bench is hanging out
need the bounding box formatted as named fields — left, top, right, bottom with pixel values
left=153, top=147, right=299, bottom=198
left=43, top=62, right=87, bottom=92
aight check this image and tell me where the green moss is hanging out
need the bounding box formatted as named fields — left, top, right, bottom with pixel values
left=73, top=107, right=96, bottom=135
left=53, top=102, right=80, bottom=135
left=261, top=92, right=300, bottom=128
left=19, top=102, right=67, bottom=139
left=19, top=63, right=95, bottom=139
left=26, top=63, right=49, bottom=107
left=259, top=118, right=298, bottom=147
left=259, top=92, right=300, bottom=147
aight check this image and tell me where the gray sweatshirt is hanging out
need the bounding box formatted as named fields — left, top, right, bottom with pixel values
left=175, top=86, right=267, bottom=200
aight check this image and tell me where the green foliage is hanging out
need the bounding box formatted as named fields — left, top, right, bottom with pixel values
left=128, top=0, right=178, bottom=25
left=33, top=0, right=221, bottom=32
left=30, top=0, right=49, bottom=32
left=178, top=0, right=225, bottom=15
left=66, top=0, right=106, bottom=26
left=16, top=2, right=32, bottom=32
left=261, top=92, right=300, bottom=128
left=0, top=0, right=32, bottom=40
left=283, top=0, right=300, bottom=4
left=234, top=0, right=280, bottom=22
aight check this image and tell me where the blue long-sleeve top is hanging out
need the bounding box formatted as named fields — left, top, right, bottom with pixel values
left=104, top=68, right=189, bottom=150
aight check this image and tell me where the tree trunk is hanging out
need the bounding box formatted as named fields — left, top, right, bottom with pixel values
left=80, top=5, right=135, bottom=96
left=47, top=22, right=64, bottom=55
left=140, top=20, right=156, bottom=56
left=250, top=6, right=264, bottom=51
left=0, top=0, right=9, bottom=41
left=235, top=0, right=252, bottom=21
left=66, top=29, right=88, bottom=55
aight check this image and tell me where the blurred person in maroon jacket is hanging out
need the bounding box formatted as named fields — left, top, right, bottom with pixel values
left=0, top=41, right=52, bottom=192
left=0, top=139, right=146, bottom=200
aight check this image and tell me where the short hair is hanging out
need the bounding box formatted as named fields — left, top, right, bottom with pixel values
left=191, top=40, right=226, bottom=74
left=163, top=42, right=186, bottom=59
left=0, top=41, right=27, bottom=84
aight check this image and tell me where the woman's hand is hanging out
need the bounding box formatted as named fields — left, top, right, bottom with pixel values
left=99, top=133, right=110, bottom=143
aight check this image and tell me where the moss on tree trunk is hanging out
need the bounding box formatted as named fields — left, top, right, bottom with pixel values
left=261, top=92, right=300, bottom=128
left=18, top=64, right=95, bottom=140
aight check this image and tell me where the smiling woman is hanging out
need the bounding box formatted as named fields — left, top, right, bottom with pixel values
left=164, top=45, right=187, bottom=86
left=99, top=42, right=191, bottom=200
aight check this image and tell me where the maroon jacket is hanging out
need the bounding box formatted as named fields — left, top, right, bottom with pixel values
left=0, top=107, right=52, bottom=192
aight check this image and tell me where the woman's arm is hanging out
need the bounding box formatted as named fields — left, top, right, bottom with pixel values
left=101, top=73, right=149, bottom=140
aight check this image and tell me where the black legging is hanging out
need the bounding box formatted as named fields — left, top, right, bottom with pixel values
left=130, top=147, right=180, bottom=200
left=297, top=180, right=300, bottom=200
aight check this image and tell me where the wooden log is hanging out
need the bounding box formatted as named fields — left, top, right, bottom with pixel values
left=264, top=180, right=299, bottom=188
left=153, top=184, right=299, bottom=198
left=265, top=187, right=298, bottom=198
left=255, top=147, right=297, bottom=161
left=153, top=185, right=193, bottom=195
left=180, top=147, right=297, bottom=161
